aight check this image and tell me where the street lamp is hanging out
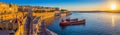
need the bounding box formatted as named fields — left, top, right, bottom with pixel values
left=9, top=0, right=12, bottom=12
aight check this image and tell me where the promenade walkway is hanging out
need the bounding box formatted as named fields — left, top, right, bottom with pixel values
left=39, top=21, right=57, bottom=35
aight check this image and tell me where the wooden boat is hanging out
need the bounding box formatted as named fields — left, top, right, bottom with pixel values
left=60, top=18, right=85, bottom=26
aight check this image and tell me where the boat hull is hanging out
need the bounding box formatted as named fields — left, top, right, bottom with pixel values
left=60, top=19, right=85, bottom=26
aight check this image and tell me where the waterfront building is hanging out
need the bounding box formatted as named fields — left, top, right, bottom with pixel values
left=0, top=2, right=69, bottom=35
left=0, top=2, right=18, bottom=14
left=0, top=2, right=23, bottom=20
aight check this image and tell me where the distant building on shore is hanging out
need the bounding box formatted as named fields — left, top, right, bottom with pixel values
left=18, top=6, right=61, bottom=13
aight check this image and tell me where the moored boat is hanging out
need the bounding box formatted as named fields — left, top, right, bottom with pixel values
left=60, top=18, right=86, bottom=26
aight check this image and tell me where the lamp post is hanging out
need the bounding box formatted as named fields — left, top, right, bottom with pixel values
left=9, top=0, right=12, bottom=12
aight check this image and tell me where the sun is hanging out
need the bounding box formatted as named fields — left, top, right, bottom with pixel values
left=111, top=3, right=116, bottom=10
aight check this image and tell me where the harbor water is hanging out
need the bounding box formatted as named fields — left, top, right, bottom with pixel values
left=48, top=12, right=120, bottom=35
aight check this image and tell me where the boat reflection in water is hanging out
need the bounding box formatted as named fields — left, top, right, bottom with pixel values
left=60, top=23, right=86, bottom=30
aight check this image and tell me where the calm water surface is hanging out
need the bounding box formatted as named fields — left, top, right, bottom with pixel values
left=48, top=12, right=120, bottom=35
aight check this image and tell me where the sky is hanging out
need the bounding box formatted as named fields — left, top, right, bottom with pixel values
left=0, top=0, right=120, bottom=11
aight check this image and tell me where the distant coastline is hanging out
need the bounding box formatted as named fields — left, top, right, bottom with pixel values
left=71, top=11, right=120, bottom=13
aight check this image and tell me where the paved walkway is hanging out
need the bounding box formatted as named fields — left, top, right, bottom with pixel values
left=39, top=21, right=57, bottom=35
left=0, top=30, right=9, bottom=35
